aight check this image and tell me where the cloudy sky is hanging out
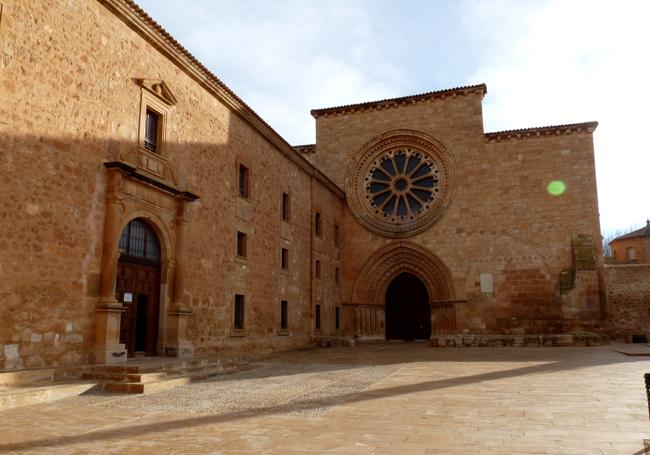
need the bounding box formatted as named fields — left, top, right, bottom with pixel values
left=138, top=0, right=649, bottom=235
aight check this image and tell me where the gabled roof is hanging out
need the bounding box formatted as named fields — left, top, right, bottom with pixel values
left=293, top=144, right=316, bottom=154
left=611, top=222, right=650, bottom=242
left=310, top=84, right=487, bottom=118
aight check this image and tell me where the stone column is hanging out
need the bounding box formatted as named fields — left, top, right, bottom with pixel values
left=166, top=199, right=193, bottom=357
left=94, top=169, right=127, bottom=364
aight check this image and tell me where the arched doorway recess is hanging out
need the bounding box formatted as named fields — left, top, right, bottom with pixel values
left=116, top=218, right=162, bottom=357
left=385, top=272, right=431, bottom=341
left=349, top=241, right=456, bottom=338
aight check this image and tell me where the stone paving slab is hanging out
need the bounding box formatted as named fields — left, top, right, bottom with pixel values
left=0, top=344, right=650, bottom=454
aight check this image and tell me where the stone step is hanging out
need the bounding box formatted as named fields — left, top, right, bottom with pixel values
left=99, top=360, right=254, bottom=394
left=82, top=371, right=168, bottom=383
left=103, top=376, right=191, bottom=394
left=94, top=357, right=221, bottom=375
left=0, top=381, right=98, bottom=410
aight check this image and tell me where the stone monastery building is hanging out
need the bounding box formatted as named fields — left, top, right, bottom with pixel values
left=0, top=0, right=610, bottom=370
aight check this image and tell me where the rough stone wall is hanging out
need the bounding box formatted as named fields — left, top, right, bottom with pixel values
left=611, top=237, right=649, bottom=264
left=605, top=264, right=650, bottom=339
left=0, top=0, right=343, bottom=369
left=314, top=96, right=603, bottom=335
left=311, top=182, right=343, bottom=337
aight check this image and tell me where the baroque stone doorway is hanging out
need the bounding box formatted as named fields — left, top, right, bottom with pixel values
left=385, top=272, right=431, bottom=341
left=115, top=219, right=161, bottom=357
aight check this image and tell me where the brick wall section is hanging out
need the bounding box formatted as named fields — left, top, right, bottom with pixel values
left=605, top=264, right=650, bottom=339
left=0, top=0, right=343, bottom=369
left=314, top=96, right=603, bottom=336
left=611, top=237, right=650, bottom=264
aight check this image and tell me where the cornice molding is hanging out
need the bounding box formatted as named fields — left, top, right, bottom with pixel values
left=310, top=84, right=487, bottom=118
left=97, top=0, right=345, bottom=199
left=485, top=122, right=598, bottom=142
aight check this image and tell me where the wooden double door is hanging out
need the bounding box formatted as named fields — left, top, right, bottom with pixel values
left=116, top=258, right=161, bottom=357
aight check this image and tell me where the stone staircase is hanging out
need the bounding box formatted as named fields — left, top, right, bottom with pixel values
left=84, top=357, right=253, bottom=394
left=0, top=356, right=255, bottom=409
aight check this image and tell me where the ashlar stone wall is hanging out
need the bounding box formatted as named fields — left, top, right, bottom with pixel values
left=0, top=0, right=343, bottom=369
left=311, top=92, right=603, bottom=336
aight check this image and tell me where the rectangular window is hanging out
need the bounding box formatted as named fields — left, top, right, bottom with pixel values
left=335, top=267, right=340, bottom=284
left=281, top=248, right=289, bottom=270
left=238, top=163, right=250, bottom=199
left=280, top=300, right=288, bottom=330
left=144, top=109, right=160, bottom=153
left=315, top=304, right=321, bottom=330
left=335, top=307, right=340, bottom=330
left=234, top=294, right=245, bottom=330
left=315, top=212, right=322, bottom=237
left=315, top=260, right=321, bottom=279
left=281, top=192, right=290, bottom=221
left=334, top=224, right=340, bottom=247
left=236, top=231, right=247, bottom=258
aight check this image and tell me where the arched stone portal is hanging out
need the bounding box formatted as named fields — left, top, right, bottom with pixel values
left=94, top=162, right=198, bottom=364
left=116, top=218, right=162, bottom=357
left=347, top=242, right=456, bottom=339
left=385, top=272, right=431, bottom=341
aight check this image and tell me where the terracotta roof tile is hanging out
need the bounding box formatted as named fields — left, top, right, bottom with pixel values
left=611, top=222, right=650, bottom=242
left=293, top=144, right=316, bottom=154
left=485, top=122, right=598, bottom=141
left=310, top=84, right=487, bottom=118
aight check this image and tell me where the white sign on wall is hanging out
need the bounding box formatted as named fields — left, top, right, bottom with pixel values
left=123, top=292, right=133, bottom=303
left=480, top=273, right=494, bottom=293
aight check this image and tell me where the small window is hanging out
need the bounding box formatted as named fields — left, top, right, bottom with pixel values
left=236, top=231, right=247, bottom=258
left=281, top=248, right=289, bottom=270
left=334, top=224, right=340, bottom=247
left=234, top=294, right=245, bottom=330
left=627, top=247, right=636, bottom=262
left=315, top=260, right=321, bottom=279
left=280, top=300, right=288, bottom=330
left=315, top=212, right=322, bottom=237
left=144, top=109, right=160, bottom=153
left=315, top=304, right=321, bottom=330
left=281, top=193, right=290, bottom=221
left=335, top=267, right=340, bottom=284
left=335, top=307, right=340, bottom=330
left=238, top=163, right=250, bottom=199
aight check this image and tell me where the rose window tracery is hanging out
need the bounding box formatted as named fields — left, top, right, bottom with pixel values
left=346, top=130, right=455, bottom=238
left=366, top=150, right=439, bottom=221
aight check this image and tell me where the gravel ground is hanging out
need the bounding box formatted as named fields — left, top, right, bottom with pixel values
left=64, top=361, right=404, bottom=417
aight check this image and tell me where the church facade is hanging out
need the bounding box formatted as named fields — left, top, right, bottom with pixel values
left=0, top=0, right=605, bottom=370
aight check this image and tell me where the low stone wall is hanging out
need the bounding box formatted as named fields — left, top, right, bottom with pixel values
left=430, top=333, right=607, bottom=348
left=605, top=264, right=650, bottom=340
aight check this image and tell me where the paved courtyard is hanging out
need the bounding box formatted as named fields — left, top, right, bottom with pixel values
left=1, top=343, right=650, bottom=454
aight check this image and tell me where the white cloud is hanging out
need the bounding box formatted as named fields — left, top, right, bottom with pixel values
left=466, top=0, right=650, bottom=232
left=138, top=0, right=650, bottom=232
left=138, top=0, right=406, bottom=144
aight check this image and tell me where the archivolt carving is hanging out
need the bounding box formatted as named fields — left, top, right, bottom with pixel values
left=352, top=242, right=454, bottom=305
left=345, top=129, right=456, bottom=238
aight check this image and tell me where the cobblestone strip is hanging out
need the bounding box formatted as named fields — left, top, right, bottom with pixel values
left=67, top=362, right=404, bottom=417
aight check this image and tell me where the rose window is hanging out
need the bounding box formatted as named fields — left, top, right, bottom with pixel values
left=366, top=150, right=439, bottom=221
left=346, top=130, right=455, bottom=238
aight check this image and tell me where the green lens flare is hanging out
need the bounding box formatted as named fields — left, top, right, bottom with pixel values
left=547, top=180, right=566, bottom=196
